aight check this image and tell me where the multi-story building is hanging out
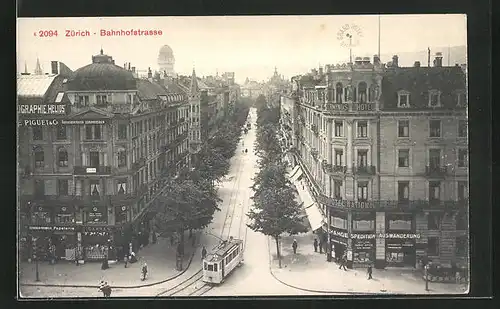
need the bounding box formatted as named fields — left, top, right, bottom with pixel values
left=241, top=78, right=263, bottom=99
left=18, top=49, right=190, bottom=262
left=283, top=53, right=468, bottom=270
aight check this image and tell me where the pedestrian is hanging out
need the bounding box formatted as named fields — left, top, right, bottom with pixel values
left=124, top=254, right=128, bottom=268
left=455, top=269, right=461, bottom=284
left=103, top=282, right=112, bottom=297
left=319, top=240, right=323, bottom=254
left=98, top=281, right=107, bottom=297
left=129, top=251, right=137, bottom=263
left=141, top=262, right=148, bottom=281
left=101, top=259, right=109, bottom=270
left=201, top=246, right=207, bottom=260
left=340, top=256, right=348, bottom=271
left=367, top=264, right=373, bottom=280
left=170, top=235, right=174, bottom=246
left=292, top=239, right=298, bottom=254
left=313, top=239, right=318, bottom=252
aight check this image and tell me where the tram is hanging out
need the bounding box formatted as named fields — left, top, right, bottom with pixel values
left=202, top=238, right=244, bottom=284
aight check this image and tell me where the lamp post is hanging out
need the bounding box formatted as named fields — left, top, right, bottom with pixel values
left=32, top=237, right=40, bottom=282
left=424, top=264, right=430, bottom=291
left=326, top=206, right=332, bottom=262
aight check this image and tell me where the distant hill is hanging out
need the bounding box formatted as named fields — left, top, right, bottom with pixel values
left=378, top=45, right=467, bottom=67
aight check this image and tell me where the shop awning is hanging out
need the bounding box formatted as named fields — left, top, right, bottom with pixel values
left=293, top=178, right=324, bottom=232
left=289, top=165, right=304, bottom=183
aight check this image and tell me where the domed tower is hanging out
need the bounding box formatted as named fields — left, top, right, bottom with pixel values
left=157, top=45, right=175, bottom=76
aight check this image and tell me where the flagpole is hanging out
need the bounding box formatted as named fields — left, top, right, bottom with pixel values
left=378, top=15, right=381, bottom=58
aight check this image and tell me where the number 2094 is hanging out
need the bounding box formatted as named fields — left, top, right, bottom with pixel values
left=39, top=30, right=58, bottom=37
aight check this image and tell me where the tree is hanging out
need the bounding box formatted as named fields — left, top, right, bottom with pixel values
left=247, top=162, right=307, bottom=268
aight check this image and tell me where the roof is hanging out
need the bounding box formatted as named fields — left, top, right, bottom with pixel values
left=44, top=75, right=70, bottom=104
left=381, top=66, right=466, bottom=110
left=68, top=63, right=136, bottom=91
left=299, top=74, right=323, bottom=88
left=136, top=79, right=168, bottom=100
left=17, top=74, right=58, bottom=98
left=204, top=239, right=243, bottom=263
left=158, top=45, right=174, bottom=57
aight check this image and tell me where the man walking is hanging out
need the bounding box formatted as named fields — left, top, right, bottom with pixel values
left=292, top=239, right=298, bottom=254
left=367, top=264, right=373, bottom=280
left=201, top=246, right=207, bottom=260
left=313, top=239, right=318, bottom=253
left=339, top=254, right=347, bottom=271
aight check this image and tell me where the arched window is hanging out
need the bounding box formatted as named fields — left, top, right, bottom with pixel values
left=34, top=147, right=44, bottom=168
left=58, top=148, right=68, bottom=167
left=358, top=82, right=367, bottom=103
left=335, top=83, right=343, bottom=103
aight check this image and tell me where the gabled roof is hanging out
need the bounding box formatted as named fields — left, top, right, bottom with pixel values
left=381, top=66, right=466, bottom=110
left=17, top=74, right=58, bottom=98
left=136, top=79, right=168, bottom=100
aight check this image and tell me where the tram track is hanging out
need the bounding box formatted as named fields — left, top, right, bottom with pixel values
left=155, top=119, right=251, bottom=298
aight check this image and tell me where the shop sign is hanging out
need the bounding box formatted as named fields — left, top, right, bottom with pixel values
left=28, top=226, right=75, bottom=232
left=331, top=229, right=349, bottom=238
left=327, top=199, right=375, bottom=209
left=351, top=233, right=376, bottom=240
left=378, top=233, right=420, bottom=239
left=354, top=240, right=374, bottom=250
left=87, top=206, right=107, bottom=223
left=28, top=226, right=53, bottom=231
left=84, top=226, right=111, bottom=232
left=53, top=226, right=75, bottom=232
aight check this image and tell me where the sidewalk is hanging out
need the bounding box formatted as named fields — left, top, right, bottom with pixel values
left=19, top=234, right=199, bottom=288
left=268, top=231, right=469, bottom=295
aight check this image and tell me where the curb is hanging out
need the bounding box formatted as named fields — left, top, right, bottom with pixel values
left=266, top=237, right=389, bottom=296
left=20, top=243, right=198, bottom=289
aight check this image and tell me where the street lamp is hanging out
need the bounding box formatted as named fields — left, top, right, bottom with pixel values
left=32, top=237, right=40, bottom=282
left=424, top=264, right=430, bottom=291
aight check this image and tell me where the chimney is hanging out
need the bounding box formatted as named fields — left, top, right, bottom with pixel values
left=373, top=55, right=380, bottom=66
left=362, top=57, right=371, bottom=65
left=355, top=57, right=363, bottom=65
left=51, top=61, right=59, bottom=74
left=433, top=52, right=443, bottom=67
left=128, top=63, right=131, bottom=71
left=318, top=67, right=324, bottom=76
left=414, top=61, right=421, bottom=67
left=392, top=55, right=399, bottom=67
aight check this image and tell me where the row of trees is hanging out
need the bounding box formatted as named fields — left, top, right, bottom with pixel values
left=152, top=103, right=250, bottom=257
left=246, top=95, right=307, bottom=268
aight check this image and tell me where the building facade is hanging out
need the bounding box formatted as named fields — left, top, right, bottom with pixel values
left=282, top=53, right=468, bottom=270
left=18, top=50, right=190, bottom=262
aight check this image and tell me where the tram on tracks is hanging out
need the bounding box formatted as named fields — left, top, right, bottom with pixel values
left=202, top=238, right=244, bottom=284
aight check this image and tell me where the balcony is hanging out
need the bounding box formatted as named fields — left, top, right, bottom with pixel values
left=311, top=124, right=319, bottom=135
left=353, top=165, right=376, bottom=175
left=425, top=165, right=448, bottom=178
left=73, top=166, right=112, bottom=176
left=131, top=157, right=146, bottom=171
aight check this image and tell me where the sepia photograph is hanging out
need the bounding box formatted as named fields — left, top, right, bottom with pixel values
left=16, top=14, right=469, bottom=298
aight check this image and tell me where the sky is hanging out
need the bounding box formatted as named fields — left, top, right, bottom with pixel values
left=17, top=15, right=467, bottom=84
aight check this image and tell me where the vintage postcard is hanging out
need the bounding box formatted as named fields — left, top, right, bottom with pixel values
left=16, top=15, right=468, bottom=298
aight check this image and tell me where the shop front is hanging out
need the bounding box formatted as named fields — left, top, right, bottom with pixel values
left=330, top=228, right=348, bottom=262
left=82, top=226, right=113, bottom=261
left=384, top=213, right=418, bottom=268
left=351, top=211, right=376, bottom=267
left=52, top=226, right=78, bottom=261
left=28, top=225, right=53, bottom=261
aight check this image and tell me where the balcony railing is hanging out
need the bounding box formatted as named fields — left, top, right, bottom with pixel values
left=353, top=165, right=376, bottom=175
left=73, top=166, right=112, bottom=175
left=425, top=165, right=448, bottom=178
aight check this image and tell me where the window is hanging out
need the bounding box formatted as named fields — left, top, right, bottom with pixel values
left=358, top=82, right=367, bottom=103
left=429, top=181, right=441, bottom=201
left=458, top=181, right=468, bottom=200
left=335, top=83, right=343, bottom=103
left=94, top=125, right=102, bottom=139
left=207, top=264, right=214, bottom=271
left=458, top=120, right=467, bottom=138
left=357, top=121, right=368, bottom=138
left=428, top=237, right=439, bottom=256
left=127, top=94, right=132, bottom=104
left=34, top=179, right=45, bottom=197
left=85, top=126, right=93, bottom=140
left=456, top=212, right=468, bottom=230
left=58, top=179, right=69, bottom=195
left=33, top=127, right=43, bottom=140
left=213, top=263, right=218, bottom=272
left=429, top=120, right=441, bottom=137
left=58, top=148, right=68, bottom=167
left=428, top=213, right=443, bottom=230
left=89, top=151, right=100, bottom=167
left=96, top=95, right=108, bottom=105
left=357, top=150, right=368, bottom=167
left=333, top=181, right=342, bottom=199
left=78, top=95, right=89, bottom=106
left=55, top=92, right=64, bottom=103
left=455, top=236, right=467, bottom=256
left=334, top=149, right=343, bottom=166
left=398, top=181, right=409, bottom=201
left=334, top=121, right=343, bottom=137
left=357, top=182, right=368, bottom=201
left=398, top=149, right=410, bottom=167
left=458, top=149, right=468, bottom=167
left=456, top=92, right=466, bottom=107
left=118, top=124, right=127, bottom=140
left=118, top=150, right=127, bottom=167
left=398, top=93, right=410, bottom=108
left=56, top=125, right=67, bottom=140
left=398, top=120, right=409, bottom=137
left=429, top=91, right=441, bottom=107
left=34, top=148, right=44, bottom=168
left=90, top=180, right=101, bottom=196
left=429, top=149, right=441, bottom=168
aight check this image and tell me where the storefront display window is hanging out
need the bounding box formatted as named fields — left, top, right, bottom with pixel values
left=354, top=251, right=372, bottom=263
left=31, top=209, right=52, bottom=225
left=386, top=251, right=404, bottom=263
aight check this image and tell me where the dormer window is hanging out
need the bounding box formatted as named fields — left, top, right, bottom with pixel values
left=429, top=90, right=441, bottom=107
left=397, top=91, right=410, bottom=108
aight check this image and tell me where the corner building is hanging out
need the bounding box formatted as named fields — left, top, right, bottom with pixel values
left=18, top=50, right=189, bottom=262
left=283, top=54, right=468, bottom=270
